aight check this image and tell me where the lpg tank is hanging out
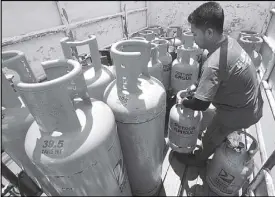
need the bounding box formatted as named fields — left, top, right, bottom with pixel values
left=237, top=30, right=262, bottom=52
left=166, top=26, right=183, bottom=51
left=206, top=131, right=258, bottom=196
left=2, top=51, right=60, bottom=196
left=147, top=25, right=163, bottom=37
left=171, top=45, right=200, bottom=95
left=148, top=42, right=164, bottom=84
left=168, top=90, right=202, bottom=153
left=103, top=39, right=166, bottom=196
left=21, top=59, right=132, bottom=196
left=238, top=35, right=263, bottom=70
left=152, top=39, right=172, bottom=91
left=138, top=30, right=156, bottom=41
left=60, top=35, right=115, bottom=101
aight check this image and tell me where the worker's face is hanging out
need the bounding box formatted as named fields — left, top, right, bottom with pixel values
left=191, top=24, right=214, bottom=49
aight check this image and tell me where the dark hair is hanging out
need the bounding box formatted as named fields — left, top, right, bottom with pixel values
left=188, top=1, right=224, bottom=34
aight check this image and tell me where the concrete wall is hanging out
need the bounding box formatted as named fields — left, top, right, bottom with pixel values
left=2, top=1, right=147, bottom=72
left=147, top=1, right=274, bottom=39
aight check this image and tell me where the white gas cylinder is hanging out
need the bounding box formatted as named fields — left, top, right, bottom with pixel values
left=168, top=90, right=202, bottom=153
left=139, top=29, right=156, bottom=41
left=166, top=26, right=183, bottom=50
left=148, top=25, right=163, bottom=37
left=238, top=35, right=263, bottom=70
left=130, top=37, right=146, bottom=41
left=171, top=45, right=200, bottom=95
left=19, top=59, right=132, bottom=196
left=206, top=131, right=258, bottom=196
left=60, top=35, right=115, bottom=101
left=148, top=42, right=164, bottom=84
left=152, top=39, right=172, bottom=91
left=237, top=31, right=262, bottom=52
left=103, top=39, right=166, bottom=196
left=2, top=51, right=60, bottom=196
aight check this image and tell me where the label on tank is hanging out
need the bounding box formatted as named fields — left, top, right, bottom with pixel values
left=44, top=134, right=130, bottom=195
left=174, top=71, right=192, bottom=80
left=172, top=122, right=196, bottom=135
left=209, top=169, right=235, bottom=195
left=163, top=63, right=172, bottom=72
left=169, top=122, right=197, bottom=147
left=41, top=138, right=66, bottom=156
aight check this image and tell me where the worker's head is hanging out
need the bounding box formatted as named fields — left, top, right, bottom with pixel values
left=188, top=1, right=224, bottom=49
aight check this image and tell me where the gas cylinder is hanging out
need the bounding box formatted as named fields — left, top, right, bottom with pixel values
left=2, top=51, right=60, bottom=196
left=148, top=42, right=164, bottom=84
left=168, top=90, right=202, bottom=153
left=152, top=39, right=172, bottom=91
left=103, top=39, right=166, bottom=196
left=20, top=58, right=132, bottom=196
left=237, top=30, right=262, bottom=52
left=171, top=45, right=200, bottom=95
left=238, top=35, right=263, bottom=70
left=206, top=131, right=258, bottom=196
left=138, top=30, right=156, bottom=41
left=60, top=35, right=115, bottom=101
left=148, top=25, right=163, bottom=37
left=166, top=26, right=183, bottom=51
left=130, top=37, right=146, bottom=41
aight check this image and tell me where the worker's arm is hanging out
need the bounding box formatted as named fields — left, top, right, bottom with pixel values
left=181, top=59, right=220, bottom=111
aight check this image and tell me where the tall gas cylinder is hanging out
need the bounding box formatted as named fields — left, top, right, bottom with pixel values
left=168, top=90, right=202, bottom=153
left=60, top=35, right=115, bottom=101
left=152, top=39, right=172, bottom=91
left=103, top=39, right=166, bottom=196
left=2, top=51, right=60, bottom=196
left=206, top=131, right=258, bottom=196
left=148, top=25, right=163, bottom=37
left=20, top=58, right=132, bottom=196
left=237, top=30, right=262, bottom=52
left=171, top=45, right=200, bottom=95
left=238, top=35, right=263, bottom=70
left=166, top=26, right=183, bottom=51
left=148, top=43, right=164, bottom=84
left=130, top=37, right=146, bottom=41
left=138, top=30, right=156, bottom=41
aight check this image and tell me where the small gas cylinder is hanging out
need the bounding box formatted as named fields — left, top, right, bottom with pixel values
left=166, top=26, right=183, bottom=51
left=152, top=39, right=172, bottom=91
left=103, top=39, right=166, bottom=196
left=20, top=59, right=132, bottom=196
left=168, top=90, right=202, bottom=153
left=238, top=35, right=263, bottom=70
left=206, top=131, right=258, bottom=196
left=171, top=45, right=200, bottom=95
left=138, top=30, right=156, bottom=41
left=148, top=43, right=164, bottom=84
left=60, top=35, right=115, bottom=101
left=2, top=51, right=59, bottom=196
left=237, top=31, right=262, bottom=52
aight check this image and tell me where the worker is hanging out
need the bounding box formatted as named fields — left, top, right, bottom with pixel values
left=175, top=1, right=264, bottom=166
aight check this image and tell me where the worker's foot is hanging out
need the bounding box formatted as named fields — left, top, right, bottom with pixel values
left=173, top=152, right=207, bottom=167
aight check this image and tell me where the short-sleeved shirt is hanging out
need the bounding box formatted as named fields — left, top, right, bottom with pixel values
left=194, top=36, right=263, bottom=129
